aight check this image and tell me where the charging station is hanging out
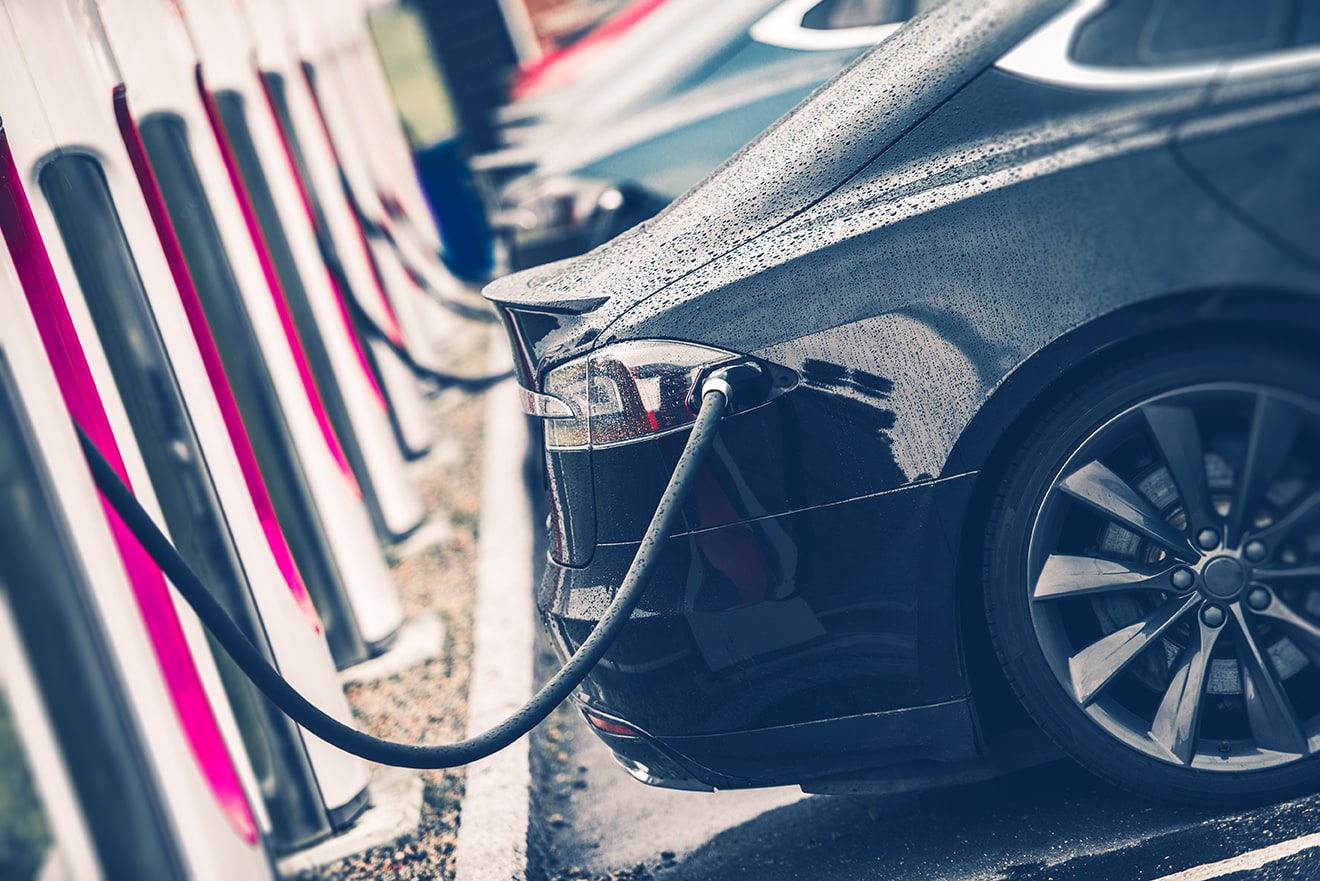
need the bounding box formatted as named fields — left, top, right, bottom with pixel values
left=288, top=0, right=484, bottom=360
left=0, top=0, right=381, bottom=853
left=339, top=0, right=451, bottom=261
left=0, top=80, right=272, bottom=881
left=0, top=593, right=101, bottom=881
left=93, top=0, right=388, bottom=846
left=240, top=0, right=438, bottom=461
left=0, top=323, right=265, bottom=881
left=179, top=0, right=427, bottom=543
left=278, top=0, right=451, bottom=372
left=0, top=257, right=109, bottom=881
left=343, top=0, right=472, bottom=269
left=89, top=0, right=389, bottom=670
left=98, top=0, right=406, bottom=664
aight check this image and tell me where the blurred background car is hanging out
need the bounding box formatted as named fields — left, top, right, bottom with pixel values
left=480, top=0, right=929, bottom=269
left=509, top=0, right=667, bottom=102
left=487, top=0, right=1320, bottom=805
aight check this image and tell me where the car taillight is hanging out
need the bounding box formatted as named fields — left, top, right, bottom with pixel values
left=583, top=709, right=642, bottom=738
left=541, top=341, right=737, bottom=450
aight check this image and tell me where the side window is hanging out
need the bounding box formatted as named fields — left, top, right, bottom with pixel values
left=800, top=0, right=917, bottom=30
left=1071, top=0, right=1306, bottom=68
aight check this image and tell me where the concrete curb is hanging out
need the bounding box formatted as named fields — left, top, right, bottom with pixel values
left=454, top=335, right=534, bottom=881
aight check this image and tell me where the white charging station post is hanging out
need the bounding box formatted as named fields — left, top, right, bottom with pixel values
left=0, top=48, right=272, bottom=878
left=85, top=0, right=384, bottom=848
left=0, top=256, right=115, bottom=881
left=180, top=0, right=428, bottom=544
left=275, top=0, right=456, bottom=367
left=113, top=0, right=407, bottom=663
left=241, top=0, right=438, bottom=460
left=289, top=0, right=481, bottom=359
left=340, top=0, right=451, bottom=260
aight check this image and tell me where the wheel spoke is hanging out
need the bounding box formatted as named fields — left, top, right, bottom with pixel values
left=1247, top=592, right=1320, bottom=669
left=1249, top=489, right=1320, bottom=548
left=1149, top=615, right=1225, bottom=765
left=1056, top=461, right=1197, bottom=561
left=1068, top=594, right=1199, bottom=706
left=1252, top=564, right=1320, bottom=585
left=1034, top=555, right=1178, bottom=601
left=1143, top=404, right=1216, bottom=532
left=1229, top=603, right=1308, bottom=756
left=1230, top=396, right=1300, bottom=545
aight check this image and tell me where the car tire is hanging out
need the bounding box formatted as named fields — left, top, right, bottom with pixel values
left=984, top=339, right=1320, bottom=805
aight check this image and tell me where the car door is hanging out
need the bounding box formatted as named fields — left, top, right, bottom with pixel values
left=1168, top=1, right=1320, bottom=267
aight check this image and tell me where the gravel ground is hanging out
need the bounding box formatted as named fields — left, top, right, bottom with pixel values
left=292, top=326, right=492, bottom=881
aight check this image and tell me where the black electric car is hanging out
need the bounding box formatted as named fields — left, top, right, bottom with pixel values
left=486, top=0, right=1320, bottom=805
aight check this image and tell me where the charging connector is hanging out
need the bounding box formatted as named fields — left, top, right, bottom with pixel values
left=688, top=359, right=796, bottom=416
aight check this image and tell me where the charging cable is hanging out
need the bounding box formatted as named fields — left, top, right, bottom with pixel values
left=76, top=384, right=729, bottom=769
left=342, top=284, right=514, bottom=393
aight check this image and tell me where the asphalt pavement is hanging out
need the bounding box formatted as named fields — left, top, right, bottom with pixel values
left=523, top=535, right=1320, bottom=881
left=530, top=700, right=1320, bottom=881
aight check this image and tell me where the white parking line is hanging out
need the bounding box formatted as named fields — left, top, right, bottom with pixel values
left=1149, top=832, right=1320, bottom=881
left=453, top=333, right=533, bottom=881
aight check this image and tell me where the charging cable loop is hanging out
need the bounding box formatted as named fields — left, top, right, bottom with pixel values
left=74, top=381, right=728, bottom=769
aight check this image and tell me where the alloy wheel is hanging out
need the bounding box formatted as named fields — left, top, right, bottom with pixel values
left=1027, top=383, right=1320, bottom=772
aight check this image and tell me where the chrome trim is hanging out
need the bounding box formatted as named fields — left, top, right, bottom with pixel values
left=518, top=386, right=575, bottom=419
left=750, top=0, right=903, bottom=52
left=997, top=0, right=1320, bottom=92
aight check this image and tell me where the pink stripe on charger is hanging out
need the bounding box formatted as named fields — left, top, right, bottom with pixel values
left=113, top=86, right=322, bottom=633
left=195, top=66, right=363, bottom=496
left=256, top=70, right=389, bottom=411
left=0, top=123, right=258, bottom=845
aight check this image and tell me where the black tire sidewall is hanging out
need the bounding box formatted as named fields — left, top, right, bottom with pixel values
left=985, top=340, right=1320, bottom=805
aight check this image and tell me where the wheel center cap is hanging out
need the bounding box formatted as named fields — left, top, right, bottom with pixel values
left=1202, top=556, right=1246, bottom=599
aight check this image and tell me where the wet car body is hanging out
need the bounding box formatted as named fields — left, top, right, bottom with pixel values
left=487, top=0, right=1320, bottom=793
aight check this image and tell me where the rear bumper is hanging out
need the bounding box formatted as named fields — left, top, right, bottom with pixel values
left=539, top=475, right=982, bottom=788
left=580, top=698, right=982, bottom=791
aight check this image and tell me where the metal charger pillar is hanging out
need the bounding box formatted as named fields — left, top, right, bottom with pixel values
left=287, top=0, right=483, bottom=363
left=108, top=0, right=406, bottom=664
left=0, top=92, right=273, bottom=881
left=3, top=0, right=372, bottom=852
left=243, top=0, right=438, bottom=461
left=180, top=0, right=430, bottom=543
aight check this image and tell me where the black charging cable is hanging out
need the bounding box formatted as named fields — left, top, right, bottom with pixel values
left=371, top=221, right=501, bottom=327
left=350, top=292, right=514, bottom=393
left=309, top=222, right=509, bottom=391
left=338, top=274, right=513, bottom=393
left=75, top=385, right=729, bottom=769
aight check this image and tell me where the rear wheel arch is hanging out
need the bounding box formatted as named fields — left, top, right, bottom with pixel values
left=947, top=286, right=1320, bottom=744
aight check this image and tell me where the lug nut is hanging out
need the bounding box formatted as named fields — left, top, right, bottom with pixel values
left=1196, top=528, right=1221, bottom=551
left=1247, top=588, right=1272, bottom=611
left=1170, top=568, right=1196, bottom=591
left=1244, top=540, right=1268, bottom=562
left=1201, top=605, right=1226, bottom=628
